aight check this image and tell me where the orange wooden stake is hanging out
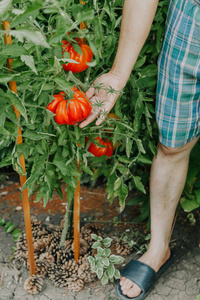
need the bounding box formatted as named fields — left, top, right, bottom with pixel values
left=2, top=20, right=36, bottom=276
left=79, top=0, right=87, bottom=44
left=73, top=179, right=81, bottom=263
left=72, top=0, right=87, bottom=263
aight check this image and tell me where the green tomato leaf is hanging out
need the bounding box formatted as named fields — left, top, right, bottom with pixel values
left=133, top=176, right=146, bottom=194
left=9, top=29, right=50, bottom=48
left=0, top=0, right=12, bottom=18
left=20, top=55, right=38, bottom=74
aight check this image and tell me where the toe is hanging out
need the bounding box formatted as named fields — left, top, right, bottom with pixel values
left=126, top=284, right=142, bottom=298
left=121, top=279, right=134, bottom=294
left=120, top=276, right=126, bottom=285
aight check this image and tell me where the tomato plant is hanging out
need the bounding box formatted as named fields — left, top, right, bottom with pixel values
left=1, top=0, right=198, bottom=222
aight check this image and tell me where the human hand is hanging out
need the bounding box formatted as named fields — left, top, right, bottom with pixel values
left=79, top=71, right=125, bottom=128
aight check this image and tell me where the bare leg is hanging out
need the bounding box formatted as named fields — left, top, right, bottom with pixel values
left=120, top=137, right=199, bottom=298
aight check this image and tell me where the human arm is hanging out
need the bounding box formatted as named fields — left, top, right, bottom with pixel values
left=79, top=0, right=159, bottom=128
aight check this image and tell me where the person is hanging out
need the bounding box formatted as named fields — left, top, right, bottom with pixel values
left=80, top=0, right=200, bottom=299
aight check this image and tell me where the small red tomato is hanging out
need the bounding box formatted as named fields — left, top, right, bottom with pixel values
left=88, top=137, right=113, bottom=158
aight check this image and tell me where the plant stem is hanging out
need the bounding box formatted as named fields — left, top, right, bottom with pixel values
left=60, top=197, right=73, bottom=247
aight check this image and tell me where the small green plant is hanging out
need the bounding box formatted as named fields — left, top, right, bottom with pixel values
left=88, top=234, right=124, bottom=285
left=195, top=294, right=200, bottom=300
left=120, top=229, right=151, bottom=255
left=0, top=217, right=21, bottom=242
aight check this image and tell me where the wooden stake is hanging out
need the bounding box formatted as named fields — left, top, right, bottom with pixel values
left=79, top=0, right=86, bottom=44
left=73, top=179, right=81, bottom=263
left=2, top=20, right=36, bottom=276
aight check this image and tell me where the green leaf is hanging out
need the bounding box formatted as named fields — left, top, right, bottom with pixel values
left=5, top=222, right=15, bottom=233
left=114, top=269, right=120, bottom=279
left=7, top=90, right=27, bottom=122
left=133, top=176, right=146, bottom=194
left=0, top=125, right=10, bottom=135
left=135, top=139, right=146, bottom=154
left=180, top=196, right=199, bottom=213
left=54, top=77, right=73, bottom=90
left=87, top=256, right=95, bottom=264
left=0, top=44, right=29, bottom=57
left=0, top=74, right=18, bottom=84
left=20, top=55, right=38, bottom=74
left=114, top=177, right=123, bottom=191
left=92, top=241, right=102, bottom=249
left=134, top=55, right=146, bottom=69
left=107, top=264, right=115, bottom=279
left=104, top=248, right=111, bottom=257
left=102, top=257, right=109, bottom=267
left=91, top=233, right=98, bottom=240
left=138, top=155, right=152, bottom=164
left=0, top=0, right=12, bottom=18
left=109, top=255, right=124, bottom=264
left=97, top=268, right=103, bottom=279
left=0, top=154, right=12, bottom=168
left=11, top=229, right=21, bottom=239
left=126, top=137, right=133, bottom=158
left=126, top=196, right=144, bottom=206
left=101, top=275, right=108, bottom=285
left=0, top=218, right=6, bottom=226
left=10, top=2, right=43, bottom=28
left=194, top=189, right=200, bottom=205
left=103, top=237, right=113, bottom=247
left=22, top=168, right=42, bottom=191
left=9, top=29, right=50, bottom=48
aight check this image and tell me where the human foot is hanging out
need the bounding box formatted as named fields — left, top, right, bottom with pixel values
left=119, top=247, right=171, bottom=298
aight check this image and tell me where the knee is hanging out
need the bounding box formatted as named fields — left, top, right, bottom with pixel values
left=157, top=142, right=191, bottom=158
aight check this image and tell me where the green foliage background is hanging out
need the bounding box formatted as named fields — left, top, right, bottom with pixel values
left=0, top=0, right=199, bottom=220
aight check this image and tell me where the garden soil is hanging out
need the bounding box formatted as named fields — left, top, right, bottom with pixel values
left=0, top=174, right=200, bottom=300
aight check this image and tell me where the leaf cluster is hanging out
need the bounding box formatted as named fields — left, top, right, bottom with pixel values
left=88, top=234, right=124, bottom=285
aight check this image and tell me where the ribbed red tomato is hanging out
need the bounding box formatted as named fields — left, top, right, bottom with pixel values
left=62, top=39, right=93, bottom=73
left=88, top=137, right=113, bottom=158
left=47, top=87, right=92, bottom=125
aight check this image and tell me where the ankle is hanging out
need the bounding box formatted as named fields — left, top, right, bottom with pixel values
left=147, top=241, right=170, bottom=257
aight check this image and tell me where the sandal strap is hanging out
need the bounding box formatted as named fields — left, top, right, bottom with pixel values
left=120, top=259, right=156, bottom=294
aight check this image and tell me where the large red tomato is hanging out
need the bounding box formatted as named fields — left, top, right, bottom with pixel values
left=87, top=137, right=113, bottom=158
left=47, top=87, right=92, bottom=125
left=62, top=39, right=93, bottom=73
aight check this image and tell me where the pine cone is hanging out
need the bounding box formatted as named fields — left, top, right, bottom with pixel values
left=116, top=242, right=132, bottom=256
left=66, top=275, right=84, bottom=292
left=80, top=224, right=102, bottom=245
left=35, top=260, right=47, bottom=278
left=24, top=275, right=43, bottom=295
left=33, top=236, right=51, bottom=253
left=71, top=238, right=89, bottom=256
left=63, top=259, right=79, bottom=276
left=50, top=269, right=69, bottom=287
left=39, top=252, right=55, bottom=264
left=78, top=258, right=96, bottom=283
left=46, top=262, right=56, bottom=278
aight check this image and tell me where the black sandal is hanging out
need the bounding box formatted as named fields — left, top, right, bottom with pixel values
left=115, top=252, right=174, bottom=300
